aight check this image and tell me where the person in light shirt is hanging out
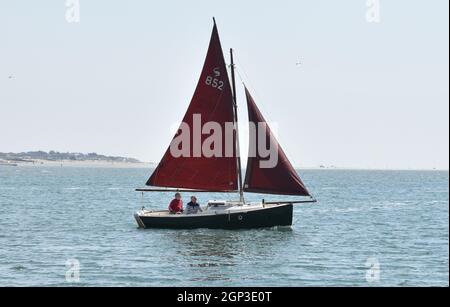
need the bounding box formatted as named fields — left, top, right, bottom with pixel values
left=186, top=196, right=203, bottom=214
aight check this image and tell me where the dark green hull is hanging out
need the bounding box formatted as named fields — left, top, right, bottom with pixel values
left=135, top=204, right=293, bottom=230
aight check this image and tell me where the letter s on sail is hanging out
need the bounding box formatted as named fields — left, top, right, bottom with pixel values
left=213, top=67, right=221, bottom=77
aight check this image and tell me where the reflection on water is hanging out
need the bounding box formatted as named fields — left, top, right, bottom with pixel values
left=166, top=228, right=295, bottom=282
left=174, top=231, right=241, bottom=259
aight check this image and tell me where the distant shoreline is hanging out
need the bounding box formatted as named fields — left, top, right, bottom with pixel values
left=0, top=159, right=447, bottom=171
left=0, top=150, right=151, bottom=169
left=2, top=159, right=154, bottom=169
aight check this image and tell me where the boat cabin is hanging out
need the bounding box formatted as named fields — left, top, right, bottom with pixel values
left=206, top=200, right=235, bottom=211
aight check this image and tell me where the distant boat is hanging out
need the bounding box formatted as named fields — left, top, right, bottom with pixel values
left=134, top=19, right=316, bottom=229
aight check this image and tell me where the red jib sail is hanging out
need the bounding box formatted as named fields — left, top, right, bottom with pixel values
left=243, top=87, right=311, bottom=196
left=146, top=22, right=238, bottom=191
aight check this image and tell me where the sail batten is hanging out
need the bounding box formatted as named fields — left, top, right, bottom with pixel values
left=243, top=87, right=311, bottom=196
left=146, top=23, right=238, bottom=192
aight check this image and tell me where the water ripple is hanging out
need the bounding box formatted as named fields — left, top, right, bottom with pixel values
left=0, top=168, right=448, bottom=286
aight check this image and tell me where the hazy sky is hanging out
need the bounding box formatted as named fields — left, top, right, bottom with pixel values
left=0, top=1, right=448, bottom=169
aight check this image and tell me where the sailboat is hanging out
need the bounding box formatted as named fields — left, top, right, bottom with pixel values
left=134, top=19, right=316, bottom=229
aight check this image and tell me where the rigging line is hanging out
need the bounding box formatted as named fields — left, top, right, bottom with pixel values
left=235, top=68, right=246, bottom=85
left=233, top=52, right=264, bottom=104
left=227, top=60, right=249, bottom=94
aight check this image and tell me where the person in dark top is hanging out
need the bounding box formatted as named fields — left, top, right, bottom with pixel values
left=186, top=196, right=202, bottom=214
left=168, top=192, right=183, bottom=214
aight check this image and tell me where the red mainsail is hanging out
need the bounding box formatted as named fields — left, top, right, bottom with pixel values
left=243, top=87, right=311, bottom=196
left=146, top=22, right=238, bottom=191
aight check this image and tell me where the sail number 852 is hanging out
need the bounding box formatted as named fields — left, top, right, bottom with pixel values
left=205, top=76, right=224, bottom=91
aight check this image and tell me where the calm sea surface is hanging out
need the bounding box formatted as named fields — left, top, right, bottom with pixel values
left=0, top=166, right=448, bottom=286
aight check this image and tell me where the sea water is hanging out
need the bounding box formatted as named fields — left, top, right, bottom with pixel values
left=0, top=166, right=448, bottom=286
